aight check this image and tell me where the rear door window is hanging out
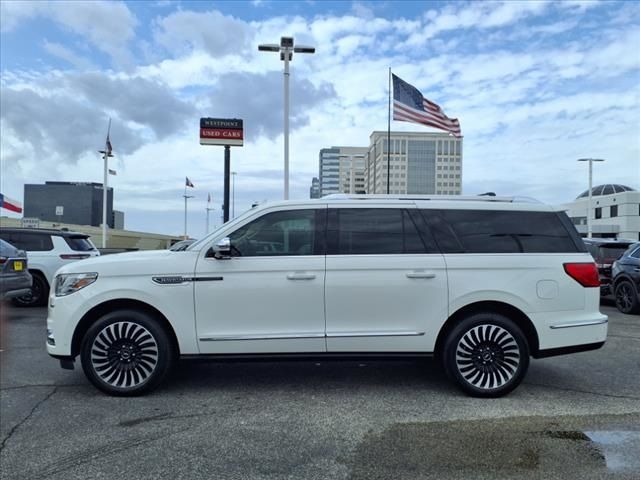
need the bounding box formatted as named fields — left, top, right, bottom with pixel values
left=327, top=208, right=428, bottom=255
left=1, top=232, right=53, bottom=251
left=422, top=210, right=580, bottom=253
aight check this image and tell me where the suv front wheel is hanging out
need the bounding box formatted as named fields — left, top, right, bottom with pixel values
left=80, top=309, right=175, bottom=396
left=443, top=312, right=530, bottom=397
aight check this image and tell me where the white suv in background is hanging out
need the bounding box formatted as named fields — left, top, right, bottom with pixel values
left=0, top=228, right=100, bottom=307
left=46, top=195, right=606, bottom=397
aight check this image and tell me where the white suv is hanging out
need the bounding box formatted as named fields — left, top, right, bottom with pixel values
left=46, top=196, right=606, bottom=397
left=0, top=228, right=100, bottom=306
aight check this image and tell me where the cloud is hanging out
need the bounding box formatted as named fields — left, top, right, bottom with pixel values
left=0, top=72, right=195, bottom=166
left=205, top=71, right=336, bottom=139
left=42, top=40, right=95, bottom=69
left=1, top=1, right=137, bottom=67
left=153, top=9, right=253, bottom=58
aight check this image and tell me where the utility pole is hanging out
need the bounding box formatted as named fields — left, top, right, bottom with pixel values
left=577, top=158, right=605, bottom=239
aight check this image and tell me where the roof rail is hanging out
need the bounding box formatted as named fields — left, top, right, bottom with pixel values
left=321, top=194, right=541, bottom=203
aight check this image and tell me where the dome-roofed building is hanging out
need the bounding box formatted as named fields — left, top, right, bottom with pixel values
left=560, top=183, right=639, bottom=241
left=577, top=184, right=635, bottom=199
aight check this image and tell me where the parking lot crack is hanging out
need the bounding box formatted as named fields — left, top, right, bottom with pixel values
left=525, top=382, right=640, bottom=401
left=0, top=386, right=57, bottom=453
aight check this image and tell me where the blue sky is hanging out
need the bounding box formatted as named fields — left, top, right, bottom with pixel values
left=1, top=0, right=639, bottom=236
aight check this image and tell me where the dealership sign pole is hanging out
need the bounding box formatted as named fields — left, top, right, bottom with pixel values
left=200, top=118, right=243, bottom=223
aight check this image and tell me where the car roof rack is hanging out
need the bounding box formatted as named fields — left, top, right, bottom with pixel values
left=321, top=194, right=542, bottom=204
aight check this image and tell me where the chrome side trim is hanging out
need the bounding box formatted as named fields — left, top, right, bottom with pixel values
left=326, top=331, right=425, bottom=338
left=199, top=331, right=426, bottom=341
left=549, top=318, right=608, bottom=329
left=199, top=333, right=326, bottom=342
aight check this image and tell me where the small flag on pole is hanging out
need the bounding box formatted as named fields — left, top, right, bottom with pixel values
left=392, top=74, right=461, bottom=137
left=0, top=193, right=23, bottom=213
left=207, top=193, right=211, bottom=203
left=185, top=177, right=194, bottom=188
left=106, top=134, right=113, bottom=155
left=108, top=169, right=117, bottom=176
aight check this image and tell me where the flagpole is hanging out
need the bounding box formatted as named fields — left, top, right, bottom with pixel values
left=387, top=67, right=391, bottom=195
left=205, top=195, right=212, bottom=234
left=183, top=183, right=188, bottom=239
left=101, top=118, right=111, bottom=249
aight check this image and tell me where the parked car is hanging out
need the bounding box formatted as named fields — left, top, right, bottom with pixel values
left=169, top=239, right=196, bottom=251
left=611, top=242, right=640, bottom=314
left=0, top=239, right=32, bottom=300
left=582, top=238, right=635, bottom=297
left=0, top=228, right=99, bottom=307
left=46, top=195, right=606, bottom=397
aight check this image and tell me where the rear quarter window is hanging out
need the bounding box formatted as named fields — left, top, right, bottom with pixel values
left=421, top=209, right=582, bottom=254
left=64, top=236, right=96, bottom=251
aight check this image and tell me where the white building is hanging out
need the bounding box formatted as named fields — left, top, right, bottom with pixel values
left=559, top=184, right=639, bottom=241
left=318, top=146, right=368, bottom=196
left=365, top=131, right=463, bottom=195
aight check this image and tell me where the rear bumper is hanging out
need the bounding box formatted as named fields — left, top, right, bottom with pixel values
left=0, top=274, right=33, bottom=299
left=534, top=341, right=605, bottom=358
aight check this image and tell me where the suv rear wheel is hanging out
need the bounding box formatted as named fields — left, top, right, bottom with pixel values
left=443, top=312, right=530, bottom=397
left=11, top=271, right=48, bottom=307
left=614, top=280, right=640, bottom=314
left=80, top=309, right=175, bottom=396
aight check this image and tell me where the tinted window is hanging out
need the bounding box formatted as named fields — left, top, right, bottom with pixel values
left=328, top=208, right=426, bottom=255
left=423, top=210, right=580, bottom=253
left=64, top=236, right=95, bottom=251
left=228, top=209, right=319, bottom=257
left=1, top=232, right=53, bottom=251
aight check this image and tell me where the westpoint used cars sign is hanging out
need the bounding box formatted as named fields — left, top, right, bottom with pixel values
left=199, top=118, right=243, bottom=147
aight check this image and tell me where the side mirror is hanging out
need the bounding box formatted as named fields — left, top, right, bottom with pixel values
left=211, top=237, right=232, bottom=259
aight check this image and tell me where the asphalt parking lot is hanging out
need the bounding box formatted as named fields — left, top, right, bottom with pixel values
left=1, top=303, right=639, bottom=480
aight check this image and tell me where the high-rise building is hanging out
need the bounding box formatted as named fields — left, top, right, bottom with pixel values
left=365, top=131, right=463, bottom=195
left=318, top=146, right=368, bottom=196
left=24, top=181, right=116, bottom=228
left=309, top=177, right=320, bottom=199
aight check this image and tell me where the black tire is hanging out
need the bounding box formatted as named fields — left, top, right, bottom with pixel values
left=614, top=280, right=640, bottom=314
left=80, top=309, right=174, bottom=396
left=11, top=272, right=48, bottom=307
left=442, top=312, right=530, bottom=398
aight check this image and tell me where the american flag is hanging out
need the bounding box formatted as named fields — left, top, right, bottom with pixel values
left=392, top=74, right=461, bottom=137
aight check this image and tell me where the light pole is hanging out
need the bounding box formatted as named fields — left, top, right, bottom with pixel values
left=258, top=36, right=315, bottom=200
left=231, top=171, right=237, bottom=218
left=578, top=158, right=605, bottom=239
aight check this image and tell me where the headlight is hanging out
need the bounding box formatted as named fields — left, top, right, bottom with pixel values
left=55, top=273, right=98, bottom=296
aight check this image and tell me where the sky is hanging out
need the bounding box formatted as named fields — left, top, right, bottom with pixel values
left=1, top=0, right=639, bottom=237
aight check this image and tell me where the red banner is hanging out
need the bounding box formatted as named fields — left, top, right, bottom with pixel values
left=200, top=128, right=243, bottom=140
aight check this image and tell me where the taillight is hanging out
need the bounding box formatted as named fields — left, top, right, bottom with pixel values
left=563, top=262, right=600, bottom=287
left=0, top=256, right=6, bottom=265
left=60, top=254, right=91, bottom=260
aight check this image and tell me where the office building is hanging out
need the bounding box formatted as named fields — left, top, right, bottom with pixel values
left=365, top=131, right=463, bottom=195
left=309, top=177, right=320, bottom=199
left=318, top=146, right=368, bottom=196
left=24, top=181, right=116, bottom=228
left=559, top=184, right=639, bottom=240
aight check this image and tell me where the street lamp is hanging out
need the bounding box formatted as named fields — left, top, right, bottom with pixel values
left=258, top=36, right=315, bottom=200
left=231, top=171, right=237, bottom=219
left=578, top=158, right=605, bottom=239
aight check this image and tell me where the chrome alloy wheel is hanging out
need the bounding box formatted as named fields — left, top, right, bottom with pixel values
left=455, top=324, right=521, bottom=390
left=90, top=321, right=159, bottom=388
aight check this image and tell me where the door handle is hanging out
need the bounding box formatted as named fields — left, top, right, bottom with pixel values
left=287, top=273, right=316, bottom=280
left=406, top=271, right=436, bottom=279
